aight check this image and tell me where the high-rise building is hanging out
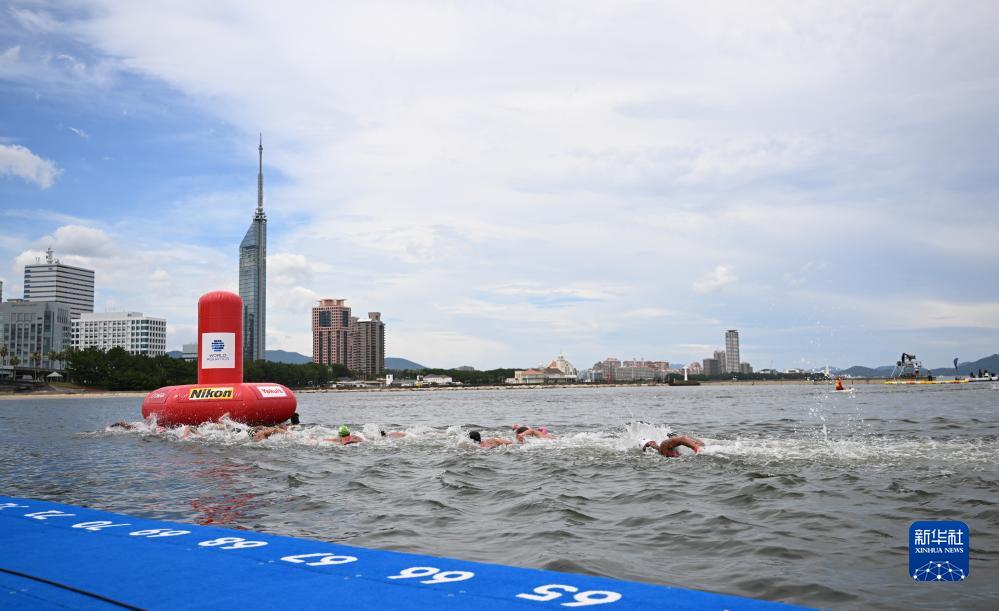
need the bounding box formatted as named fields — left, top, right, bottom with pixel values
left=312, top=299, right=351, bottom=367
left=72, top=311, right=167, bottom=356
left=0, top=299, right=73, bottom=368
left=349, top=312, right=385, bottom=376
left=0, top=279, right=4, bottom=303
left=23, top=247, right=95, bottom=319
left=725, top=330, right=740, bottom=373
left=239, top=136, right=267, bottom=362
left=713, top=349, right=727, bottom=369
left=702, top=357, right=721, bottom=376
left=740, top=362, right=753, bottom=374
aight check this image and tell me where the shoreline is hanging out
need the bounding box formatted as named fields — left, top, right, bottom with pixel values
left=0, top=378, right=863, bottom=400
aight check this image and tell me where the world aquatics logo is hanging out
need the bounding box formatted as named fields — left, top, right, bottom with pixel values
left=912, top=561, right=966, bottom=581
left=211, top=339, right=225, bottom=352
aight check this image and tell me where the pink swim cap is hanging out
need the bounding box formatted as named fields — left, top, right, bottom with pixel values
left=539, top=426, right=548, bottom=434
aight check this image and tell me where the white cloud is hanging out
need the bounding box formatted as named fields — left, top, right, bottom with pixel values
left=68, top=127, right=89, bottom=139
left=3, top=2, right=998, bottom=367
left=693, top=265, right=737, bottom=294
left=0, top=143, right=61, bottom=189
left=36, top=225, right=113, bottom=258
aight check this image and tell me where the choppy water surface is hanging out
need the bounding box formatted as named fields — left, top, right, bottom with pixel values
left=1, top=384, right=997, bottom=609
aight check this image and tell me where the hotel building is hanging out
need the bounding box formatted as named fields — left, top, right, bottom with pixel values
left=72, top=312, right=167, bottom=357
left=312, top=299, right=352, bottom=367
left=348, top=312, right=385, bottom=376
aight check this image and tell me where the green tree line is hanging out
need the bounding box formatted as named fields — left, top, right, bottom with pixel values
left=389, top=367, right=518, bottom=385
left=64, top=347, right=342, bottom=391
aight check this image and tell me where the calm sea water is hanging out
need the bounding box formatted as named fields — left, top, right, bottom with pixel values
left=1, top=384, right=997, bottom=609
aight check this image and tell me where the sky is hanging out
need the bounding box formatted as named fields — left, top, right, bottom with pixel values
left=1, top=1, right=998, bottom=371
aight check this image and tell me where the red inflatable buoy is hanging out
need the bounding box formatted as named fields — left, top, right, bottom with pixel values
left=141, top=291, right=296, bottom=426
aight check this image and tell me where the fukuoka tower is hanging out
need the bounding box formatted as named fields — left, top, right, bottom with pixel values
left=239, top=135, right=267, bottom=362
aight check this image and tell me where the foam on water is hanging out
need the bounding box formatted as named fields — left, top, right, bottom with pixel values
left=98, top=416, right=999, bottom=470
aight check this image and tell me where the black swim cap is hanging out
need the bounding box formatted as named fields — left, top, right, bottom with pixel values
left=469, top=431, right=482, bottom=443
left=515, top=426, right=529, bottom=434
left=380, top=430, right=386, bottom=437
left=290, top=413, right=300, bottom=425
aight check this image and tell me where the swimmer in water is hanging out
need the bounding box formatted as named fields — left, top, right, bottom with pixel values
left=326, top=425, right=363, bottom=445
left=108, top=420, right=136, bottom=431
left=469, top=430, right=513, bottom=449
left=641, top=434, right=704, bottom=457
left=251, top=413, right=302, bottom=441
left=380, top=430, right=407, bottom=438
left=512, top=424, right=554, bottom=443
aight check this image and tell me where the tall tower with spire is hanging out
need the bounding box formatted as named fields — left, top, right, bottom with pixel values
left=239, top=135, right=267, bottom=361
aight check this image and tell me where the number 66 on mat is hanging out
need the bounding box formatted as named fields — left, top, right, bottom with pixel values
left=517, top=584, right=622, bottom=607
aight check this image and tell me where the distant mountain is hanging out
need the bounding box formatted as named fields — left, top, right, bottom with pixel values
left=266, top=350, right=313, bottom=364
left=837, top=354, right=999, bottom=377
left=928, top=354, right=999, bottom=375
left=386, top=357, right=427, bottom=371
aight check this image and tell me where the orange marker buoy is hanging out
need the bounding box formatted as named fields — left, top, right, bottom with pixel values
left=835, top=377, right=844, bottom=391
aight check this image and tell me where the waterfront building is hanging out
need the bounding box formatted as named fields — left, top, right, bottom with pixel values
left=348, top=312, right=386, bottom=376
left=740, top=362, right=753, bottom=374
left=0, top=279, right=4, bottom=302
left=23, top=247, right=95, bottom=319
left=725, top=329, right=740, bottom=373
left=591, top=357, right=622, bottom=382
left=686, top=361, right=703, bottom=375
left=421, top=374, right=453, bottom=385
left=713, top=349, right=727, bottom=374
left=181, top=342, right=197, bottom=362
left=239, top=137, right=267, bottom=362
left=0, top=299, right=73, bottom=368
left=622, top=359, right=669, bottom=371
left=545, top=353, right=578, bottom=376
left=312, top=299, right=351, bottom=367
left=702, top=357, right=721, bottom=376
left=507, top=353, right=579, bottom=384
left=72, top=312, right=167, bottom=357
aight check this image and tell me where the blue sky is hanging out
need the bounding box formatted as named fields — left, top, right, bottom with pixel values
left=1, top=1, right=998, bottom=370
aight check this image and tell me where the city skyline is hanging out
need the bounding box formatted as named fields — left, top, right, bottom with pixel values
left=1, top=3, right=997, bottom=370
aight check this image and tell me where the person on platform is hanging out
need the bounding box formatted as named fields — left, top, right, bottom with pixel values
left=468, top=430, right=513, bottom=449
left=641, top=434, right=704, bottom=457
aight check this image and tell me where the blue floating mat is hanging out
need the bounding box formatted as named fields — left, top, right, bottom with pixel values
left=0, top=496, right=807, bottom=610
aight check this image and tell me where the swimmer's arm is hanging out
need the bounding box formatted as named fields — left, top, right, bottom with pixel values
left=659, top=436, right=703, bottom=453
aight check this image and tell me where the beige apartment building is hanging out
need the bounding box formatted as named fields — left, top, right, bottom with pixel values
left=348, top=312, right=385, bottom=377
left=312, top=299, right=351, bottom=366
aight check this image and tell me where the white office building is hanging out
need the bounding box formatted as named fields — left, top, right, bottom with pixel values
left=24, top=247, right=95, bottom=319
left=72, top=312, right=167, bottom=356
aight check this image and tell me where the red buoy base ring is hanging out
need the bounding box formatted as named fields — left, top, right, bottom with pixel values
left=141, top=383, right=297, bottom=426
